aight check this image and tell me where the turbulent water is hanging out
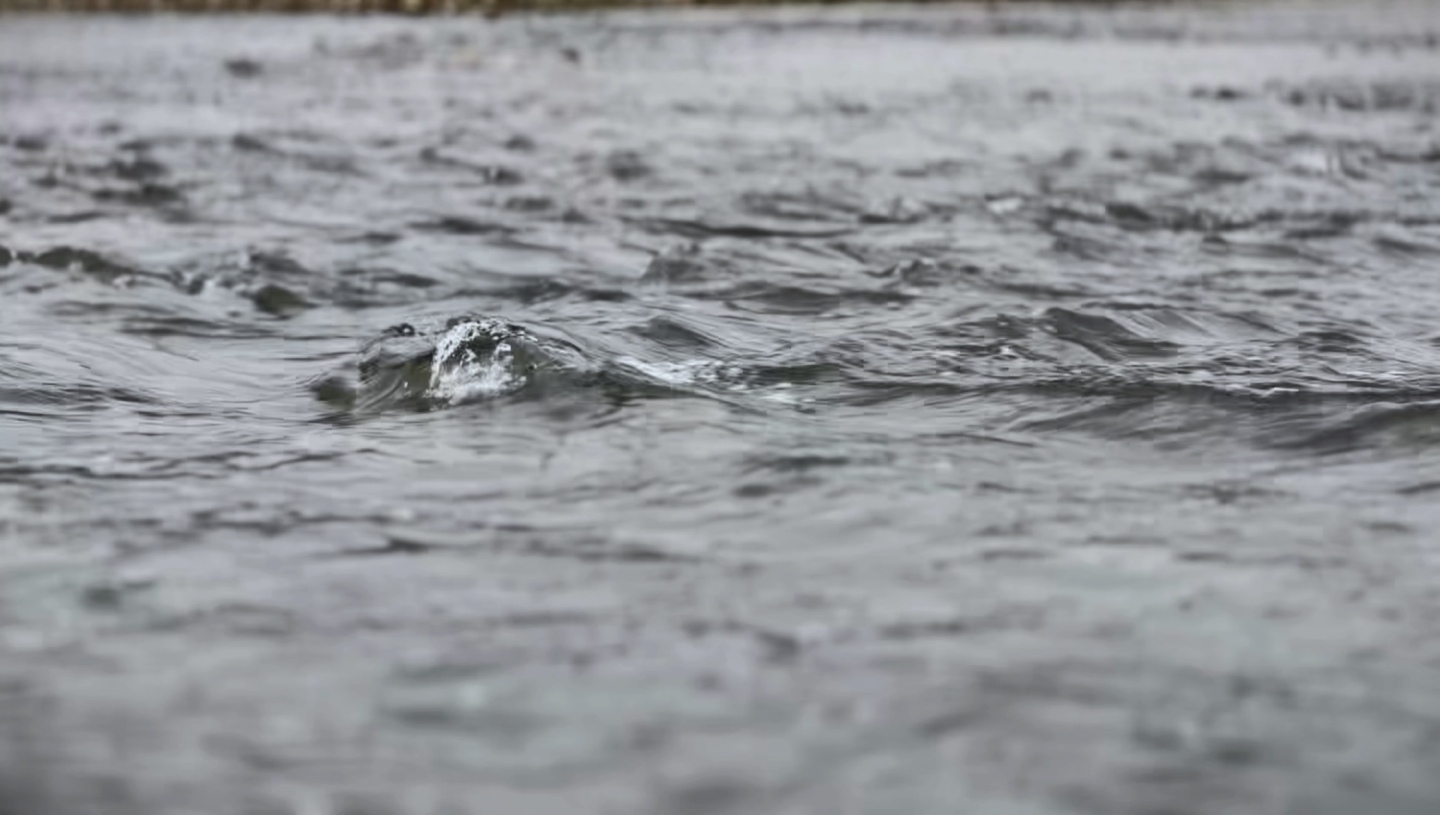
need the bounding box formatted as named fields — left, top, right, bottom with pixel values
left=5, top=2, right=1440, bottom=813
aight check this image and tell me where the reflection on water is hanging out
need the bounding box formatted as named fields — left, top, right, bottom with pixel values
left=5, top=3, right=1440, bottom=814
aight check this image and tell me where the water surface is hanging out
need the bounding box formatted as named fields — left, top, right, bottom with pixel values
left=4, top=3, right=1440, bottom=813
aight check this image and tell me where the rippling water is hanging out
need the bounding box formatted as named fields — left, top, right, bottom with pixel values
left=5, top=3, right=1440, bottom=813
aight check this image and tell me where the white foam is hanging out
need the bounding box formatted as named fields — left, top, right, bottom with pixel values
left=427, top=321, right=526, bottom=405
left=615, top=356, right=740, bottom=389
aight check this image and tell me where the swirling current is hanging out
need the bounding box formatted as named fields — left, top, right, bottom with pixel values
left=5, top=3, right=1440, bottom=813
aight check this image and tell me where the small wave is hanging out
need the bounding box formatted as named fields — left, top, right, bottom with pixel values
left=612, top=356, right=747, bottom=390
left=627, top=216, right=854, bottom=240
left=1275, top=79, right=1440, bottom=113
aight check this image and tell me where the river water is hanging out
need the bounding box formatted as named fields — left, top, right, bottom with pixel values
left=4, top=3, right=1440, bottom=813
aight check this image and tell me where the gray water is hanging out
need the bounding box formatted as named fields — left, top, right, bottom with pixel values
left=5, top=3, right=1440, bottom=813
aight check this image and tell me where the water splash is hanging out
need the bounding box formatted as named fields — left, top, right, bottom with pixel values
left=427, top=319, right=529, bottom=405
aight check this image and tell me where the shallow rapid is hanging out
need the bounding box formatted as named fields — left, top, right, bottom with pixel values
left=5, top=3, right=1440, bottom=813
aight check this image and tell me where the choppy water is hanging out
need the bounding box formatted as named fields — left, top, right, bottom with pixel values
left=5, top=3, right=1440, bottom=813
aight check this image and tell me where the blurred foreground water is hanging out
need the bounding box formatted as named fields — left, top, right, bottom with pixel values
left=5, top=2, right=1440, bottom=813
